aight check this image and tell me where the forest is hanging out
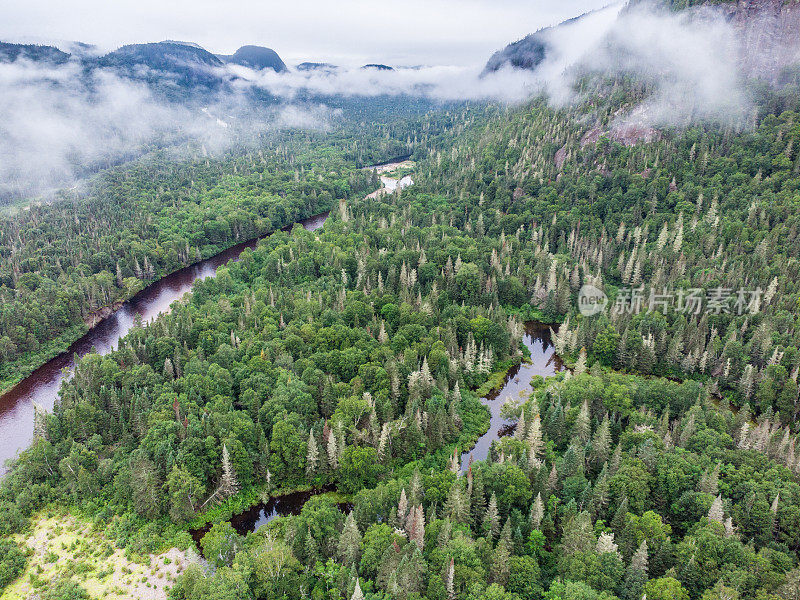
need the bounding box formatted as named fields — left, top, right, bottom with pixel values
left=0, top=113, right=428, bottom=393
left=1, top=36, right=800, bottom=600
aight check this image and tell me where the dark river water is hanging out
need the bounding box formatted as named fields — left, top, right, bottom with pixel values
left=0, top=212, right=328, bottom=475
left=460, top=321, right=563, bottom=472
left=189, top=487, right=351, bottom=546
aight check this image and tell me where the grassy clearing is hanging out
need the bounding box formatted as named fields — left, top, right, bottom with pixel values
left=1, top=511, right=199, bottom=600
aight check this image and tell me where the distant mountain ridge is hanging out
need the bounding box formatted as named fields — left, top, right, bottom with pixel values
left=0, top=42, right=70, bottom=64
left=96, top=42, right=226, bottom=89
left=296, top=62, right=339, bottom=72
left=0, top=39, right=289, bottom=78
left=483, top=0, right=800, bottom=81
left=481, top=11, right=597, bottom=75
left=220, top=45, right=287, bottom=73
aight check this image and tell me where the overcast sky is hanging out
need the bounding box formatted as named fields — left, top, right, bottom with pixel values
left=2, top=0, right=612, bottom=66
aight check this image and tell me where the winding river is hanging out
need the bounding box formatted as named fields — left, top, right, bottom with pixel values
left=0, top=212, right=328, bottom=475
left=0, top=164, right=563, bottom=546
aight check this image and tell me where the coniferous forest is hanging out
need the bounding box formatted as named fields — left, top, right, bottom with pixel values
left=2, top=3, right=800, bottom=600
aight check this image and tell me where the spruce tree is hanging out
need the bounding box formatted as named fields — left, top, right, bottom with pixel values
left=484, top=492, right=500, bottom=540
left=338, top=512, right=362, bottom=566
left=621, top=540, right=648, bottom=600
left=220, top=444, right=239, bottom=499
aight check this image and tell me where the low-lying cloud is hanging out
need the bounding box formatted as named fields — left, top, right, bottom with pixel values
left=0, top=59, right=334, bottom=201
left=2, top=0, right=798, bottom=199
left=232, top=0, right=781, bottom=127
left=570, top=2, right=757, bottom=128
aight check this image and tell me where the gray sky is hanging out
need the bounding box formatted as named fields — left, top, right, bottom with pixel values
left=2, top=0, right=611, bottom=66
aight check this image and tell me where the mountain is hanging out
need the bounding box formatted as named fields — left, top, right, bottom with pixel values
left=222, top=45, right=287, bottom=73
left=96, top=41, right=226, bottom=89
left=362, top=63, right=394, bottom=71
left=296, top=62, right=338, bottom=73
left=482, top=12, right=589, bottom=75
left=0, top=42, right=70, bottom=64
left=714, top=0, right=800, bottom=84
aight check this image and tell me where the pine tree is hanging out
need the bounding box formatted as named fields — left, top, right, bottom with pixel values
left=410, top=504, right=425, bottom=551
left=410, top=467, right=423, bottom=504
left=350, top=579, right=364, bottom=600
left=591, top=464, right=610, bottom=516
left=574, top=348, right=588, bottom=375
left=561, top=511, right=595, bottom=555
left=611, top=496, right=629, bottom=537
left=445, top=483, right=468, bottom=523
left=708, top=495, right=724, bottom=524
left=596, top=531, right=620, bottom=556
left=438, top=518, right=452, bottom=549
left=398, top=488, right=409, bottom=522
left=591, top=417, right=612, bottom=468
left=515, top=409, right=527, bottom=441
left=327, top=433, right=339, bottom=470
left=698, top=461, right=720, bottom=495
left=530, top=492, right=545, bottom=530
left=609, top=442, right=623, bottom=475
left=527, top=413, right=545, bottom=463
left=574, top=400, right=591, bottom=443
left=445, top=557, right=455, bottom=600
left=304, top=527, right=319, bottom=567
left=377, top=423, right=389, bottom=460
left=490, top=539, right=511, bottom=586
left=622, top=540, right=648, bottom=600
left=32, top=402, right=47, bottom=441
left=484, top=492, right=500, bottom=540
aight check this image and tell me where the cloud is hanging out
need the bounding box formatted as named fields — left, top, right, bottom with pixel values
left=229, top=63, right=549, bottom=103
left=569, top=2, right=755, bottom=128
left=0, top=59, right=332, bottom=200
left=227, top=0, right=761, bottom=128
left=1, top=0, right=613, bottom=66
left=2, top=0, right=795, bottom=199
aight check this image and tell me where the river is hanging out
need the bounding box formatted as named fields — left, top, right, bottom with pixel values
left=460, top=322, right=563, bottom=471
left=1, top=165, right=561, bottom=542
left=0, top=212, right=329, bottom=475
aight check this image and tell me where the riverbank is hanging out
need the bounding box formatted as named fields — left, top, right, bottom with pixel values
left=364, top=160, right=415, bottom=199
left=186, top=322, right=557, bottom=543
left=0, top=211, right=332, bottom=400
left=459, top=321, right=563, bottom=472
left=0, top=211, right=330, bottom=476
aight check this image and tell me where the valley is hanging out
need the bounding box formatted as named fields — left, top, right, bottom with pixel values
left=1, top=1, right=800, bottom=599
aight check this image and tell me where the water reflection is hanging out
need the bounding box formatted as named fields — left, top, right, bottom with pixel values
left=460, top=321, right=562, bottom=472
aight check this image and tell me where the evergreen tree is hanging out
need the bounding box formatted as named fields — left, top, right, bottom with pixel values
left=484, top=492, right=500, bottom=540
left=338, top=512, right=362, bottom=566
left=219, top=444, right=239, bottom=499
left=621, top=540, right=648, bottom=600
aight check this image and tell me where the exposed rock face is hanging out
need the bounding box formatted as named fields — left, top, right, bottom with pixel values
left=717, top=0, right=800, bottom=83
